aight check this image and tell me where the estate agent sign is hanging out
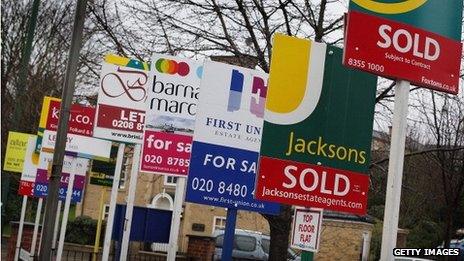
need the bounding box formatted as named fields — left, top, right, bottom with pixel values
left=343, top=0, right=463, bottom=94
left=255, top=34, right=377, bottom=215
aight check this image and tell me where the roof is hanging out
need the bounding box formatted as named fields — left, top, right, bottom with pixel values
left=323, top=210, right=375, bottom=224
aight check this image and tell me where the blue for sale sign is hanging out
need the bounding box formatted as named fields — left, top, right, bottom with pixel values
left=34, top=183, right=83, bottom=203
left=34, top=152, right=88, bottom=203
left=185, top=61, right=280, bottom=215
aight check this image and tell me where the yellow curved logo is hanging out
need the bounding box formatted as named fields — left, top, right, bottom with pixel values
left=352, top=0, right=427, bottom=14
left=32, top=152, right=40, bottom=165
left=265, top=34, right=326, bottom=125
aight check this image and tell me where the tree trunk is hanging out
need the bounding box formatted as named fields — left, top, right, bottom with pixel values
left=263, top=204, right=293, bottom=261
left=443, top=206, right=454, bottom=261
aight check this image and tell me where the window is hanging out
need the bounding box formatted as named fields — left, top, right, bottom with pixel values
left=119, top=151, right=131, bottom=189
left=235, top=235, right=256, bottom=252
left=164, top=176, right=178, bottom=187
left=213, top=216, right=226, bottom=233
left=261, top=238, right=270, bottom=254
left=118, top=165, right=126, bottom=189
left=214, top=234, right=256, bottom=252
left=102, top=204, right=110, bottom=220
left=215, top=235, right=224, bottom=248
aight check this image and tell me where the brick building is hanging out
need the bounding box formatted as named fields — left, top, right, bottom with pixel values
left=75, top=144, right=271, bottom=254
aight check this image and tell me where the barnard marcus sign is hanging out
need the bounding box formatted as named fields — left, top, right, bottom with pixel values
left=140, top=55, right=202, bottom=176
left=343, top=0, right=463, bottom=94
left=255, top=34, right=377, bottom=215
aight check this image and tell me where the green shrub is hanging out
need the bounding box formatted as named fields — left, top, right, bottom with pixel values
left=406, top=220, right=442, bottom=249
left=65, top=215, right=105, bottom=245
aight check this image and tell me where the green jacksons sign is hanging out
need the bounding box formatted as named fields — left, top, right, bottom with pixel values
left=255, top=34, right=377, bottom=215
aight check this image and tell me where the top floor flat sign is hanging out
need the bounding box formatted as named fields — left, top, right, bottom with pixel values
left=343, top=0, right=463, bottom=94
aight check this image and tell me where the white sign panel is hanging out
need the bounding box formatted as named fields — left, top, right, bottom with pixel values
left=21, top=137, right=39, bottom=183
left=37, top=152, right=89, bottom=177
left=42, top=130, right=111, bottom=160
left=193, top=60, right=268, bottom=151
left=140, top=54, right=203, bottom=176
left=291, top=208, right=323, bottom=252
left=94, top=54, right=151, bottom=143
left=185, top=61, right=280, bottom=214
left=146, top=54, right=202, bottom=129
left=19, top=248, right=31, bottom=261
left=19, top=136, right=39, bottom=196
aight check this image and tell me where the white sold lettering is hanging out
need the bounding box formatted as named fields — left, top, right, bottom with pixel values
left=377, top=24, right=440, bottom=61
left=281, top=165, right=350, bottom=196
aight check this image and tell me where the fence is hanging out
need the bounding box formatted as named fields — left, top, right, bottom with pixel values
left=58, top=242, right=187, bottom=261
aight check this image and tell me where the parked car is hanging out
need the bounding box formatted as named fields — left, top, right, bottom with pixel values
left=212, top=229, right=301, bottom=261
left=437, top=239, right=464, bottom=260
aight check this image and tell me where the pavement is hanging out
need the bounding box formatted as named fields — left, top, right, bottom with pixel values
left=2, top=236, right=9, bottom=260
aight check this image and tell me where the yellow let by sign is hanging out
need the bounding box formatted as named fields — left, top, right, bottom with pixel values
left=3, top=132, right=35, bottom=173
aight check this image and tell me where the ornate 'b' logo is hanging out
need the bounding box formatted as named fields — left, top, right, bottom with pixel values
left=101, top=67, right=148, bottom=102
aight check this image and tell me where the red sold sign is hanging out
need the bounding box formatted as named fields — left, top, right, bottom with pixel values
left=343, top=10, right=462, bottom=94
left=255, top=156, right=369, bottom=215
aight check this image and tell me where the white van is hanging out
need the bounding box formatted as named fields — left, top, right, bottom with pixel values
left=212, top=229, right=301, bottom=261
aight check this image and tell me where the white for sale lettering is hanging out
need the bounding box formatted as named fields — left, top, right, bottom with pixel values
left=203, top=154, right=256, bottom=173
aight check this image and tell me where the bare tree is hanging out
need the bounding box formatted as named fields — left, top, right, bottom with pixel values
left=415, top=91, right=464, bottom=250
left=122, top=1, right=343, bottom=259
left=369, top=91, right=464, bottom=258
left=5, top=0, right=461, bottom=258
left=90, top=1, right=407, bottom=259
left=1, top=0, right=111, bottom=223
